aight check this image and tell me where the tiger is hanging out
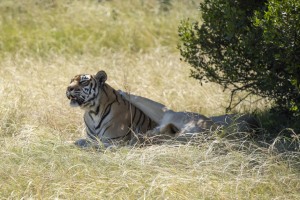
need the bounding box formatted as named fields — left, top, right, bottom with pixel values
left=118, top=91, right=260, bottom=142
left=66, top=70, right=158, bottom=148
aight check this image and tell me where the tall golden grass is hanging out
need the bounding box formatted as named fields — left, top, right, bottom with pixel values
left=0, top=0, right=299, bottom=199
left=0, top=0, right=200, bottom=56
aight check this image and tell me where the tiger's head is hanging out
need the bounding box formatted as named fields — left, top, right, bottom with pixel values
left=66, top=70, right=107, bottom=108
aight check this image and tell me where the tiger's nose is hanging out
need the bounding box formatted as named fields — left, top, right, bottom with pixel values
left=67, top=86, right=74, bottom=91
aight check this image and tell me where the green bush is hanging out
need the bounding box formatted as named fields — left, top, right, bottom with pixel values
left=178, top=0, right=300, bottom=117
left=254, top=0, right=300, bottom=114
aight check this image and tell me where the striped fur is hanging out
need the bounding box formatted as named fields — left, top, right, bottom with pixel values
left=119, top=91, right=260, bottom=143
left=66, top=70, right=157, bottom=148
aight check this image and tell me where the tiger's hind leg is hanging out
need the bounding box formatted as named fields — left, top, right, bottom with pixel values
left=129, top=124, right=179, bottom=146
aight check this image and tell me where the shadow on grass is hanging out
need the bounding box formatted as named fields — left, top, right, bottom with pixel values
left=253, top=109, right=300, bottom=152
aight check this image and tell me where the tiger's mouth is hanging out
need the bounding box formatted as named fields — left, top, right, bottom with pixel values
left=70, top=98, right=80, bottom=107
left=66, top=92, right=81, bottom=107
left=69, top=95, right=82, bottom=107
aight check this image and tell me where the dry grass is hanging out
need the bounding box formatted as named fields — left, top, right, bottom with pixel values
left=0, top=0, right=200, bottom=56
left=1, top=50, right=299, bottom=200
left=1, top=137, right=299, bottom=199
left=0, top=0, right=299, bottom=199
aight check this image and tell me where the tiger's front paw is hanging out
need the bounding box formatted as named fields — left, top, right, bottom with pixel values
left=74, top=138, right=99, bottom=149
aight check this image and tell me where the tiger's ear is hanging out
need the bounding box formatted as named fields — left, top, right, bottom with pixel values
left=95, top=70, right=107, bottom=85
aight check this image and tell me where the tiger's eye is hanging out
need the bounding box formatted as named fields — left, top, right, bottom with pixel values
left=81, top=80, right=90, bottom=86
